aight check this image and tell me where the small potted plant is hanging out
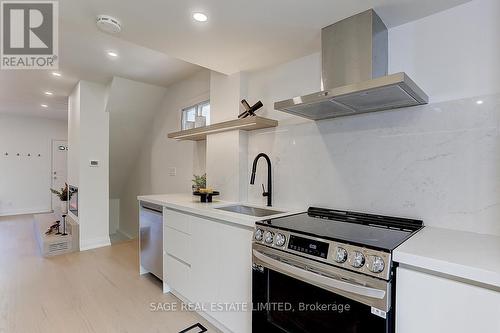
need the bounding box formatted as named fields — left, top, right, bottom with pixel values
left=50, top=183, right=71, bottom=214
left=192, top=174, right=219, bottom=202
left=192, top=173, right=207, bottom=192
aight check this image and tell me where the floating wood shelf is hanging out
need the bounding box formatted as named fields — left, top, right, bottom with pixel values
left=168, top=116, right=278, bottom=141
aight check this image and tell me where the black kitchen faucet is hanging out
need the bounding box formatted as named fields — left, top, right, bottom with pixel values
left=250, top=153, right=272, bottom=207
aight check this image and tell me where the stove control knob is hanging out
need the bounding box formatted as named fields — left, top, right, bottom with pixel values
left=254, top=228, right=264, bottom=241
left=334, top=247, right=348, bottom=263
left=264, top=231, right=274, bottom=244
left=368, top=256, right=385, bottom=273
left=351, top=251, right=365, bottom=268
left=275, top=233, right=286, bottom=247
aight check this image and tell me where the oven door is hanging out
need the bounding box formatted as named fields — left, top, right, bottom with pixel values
left=252, top=244, right=393, bottom=333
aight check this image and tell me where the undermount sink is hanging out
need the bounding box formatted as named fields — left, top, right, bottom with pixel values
left=215, top=205, right=284, bottom=217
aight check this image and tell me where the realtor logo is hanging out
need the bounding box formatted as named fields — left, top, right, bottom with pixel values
left=1, top=1, right=58, bottom=69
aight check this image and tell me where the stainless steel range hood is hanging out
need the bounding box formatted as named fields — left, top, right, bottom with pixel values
left=274, top=9, right=428, bottom=120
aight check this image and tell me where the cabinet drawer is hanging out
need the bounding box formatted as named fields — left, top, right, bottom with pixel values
left=164, top=209, right=191, bottom=234
left=164, top=254, right=191, bottom=298
left=164, top=226, right=191, bottom=264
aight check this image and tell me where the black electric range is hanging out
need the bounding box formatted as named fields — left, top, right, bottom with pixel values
left=252, top=207, right=423, bottom=333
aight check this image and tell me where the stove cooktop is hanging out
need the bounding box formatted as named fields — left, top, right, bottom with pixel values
left=257, top=207, right=423, bottom=251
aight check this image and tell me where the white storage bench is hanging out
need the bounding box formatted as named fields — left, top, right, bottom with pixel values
left=33, top=212, right=79, bottom=257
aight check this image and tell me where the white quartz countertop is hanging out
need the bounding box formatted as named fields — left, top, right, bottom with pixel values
left=137, top=193, right=301, bottom=228
left=394, top=226, right=500, bottom=288
left=139, top=194, right=500, bottom=288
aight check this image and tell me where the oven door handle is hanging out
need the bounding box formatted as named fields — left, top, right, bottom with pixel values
left=253, top=250, right=386, bottom=300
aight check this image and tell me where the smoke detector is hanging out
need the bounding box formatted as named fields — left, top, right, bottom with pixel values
left=96, top=15, right=122, bottom=34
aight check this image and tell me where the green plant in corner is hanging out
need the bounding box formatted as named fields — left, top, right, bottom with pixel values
left=50, top=183, right=71, bottom=201
left=192, top=173, right=207, bottom=191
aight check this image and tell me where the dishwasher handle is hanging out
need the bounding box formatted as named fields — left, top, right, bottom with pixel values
left=140, top=202, right=163, bottom=214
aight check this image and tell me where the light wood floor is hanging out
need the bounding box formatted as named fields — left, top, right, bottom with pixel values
left=0, top=215, right=219, bottom=333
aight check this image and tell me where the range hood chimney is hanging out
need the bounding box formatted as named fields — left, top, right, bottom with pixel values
left=274, top=9, right=428, bottom=120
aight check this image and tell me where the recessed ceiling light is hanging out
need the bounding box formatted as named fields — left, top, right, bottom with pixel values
left=52, top=72, right=61, bottom=77
left=193, top=12, right=208, bottom=22
left=41, top=104, right=48, bottom=108
left=476, top=100, right=484, bottom=105
left=44, top=91, right=53, bottom=96
left=107, top=51, right=119, bottom=58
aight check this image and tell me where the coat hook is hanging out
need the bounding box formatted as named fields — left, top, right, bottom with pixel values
left=16, top=153, right=20, bottom=156
left=38, top=153, right=41, bottom=157
left=4, top=152, right=8, bottom=156
left=27, top=153, right=31, bottom=157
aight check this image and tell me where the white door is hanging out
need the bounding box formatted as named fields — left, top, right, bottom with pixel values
left=51, top=140, right=68, bottom=210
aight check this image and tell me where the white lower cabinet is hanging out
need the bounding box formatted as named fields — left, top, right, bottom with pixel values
left=208, top=220, right=253, bottom=333
left=396, top=267, right=500, bottom=333
left=189, top=215, right=219, bottom=305
left=163, top=208, right=253, bottom=333
left=163, top=209, right=192, bottom=297
left=164, top=253, right=191, bottom=297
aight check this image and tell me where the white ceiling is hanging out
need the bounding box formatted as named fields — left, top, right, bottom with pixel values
left=59, top=0, right=471, bottom=74
left=0, top=18, right=201, bottom=120
left=0, top=0, right=470, bottom=120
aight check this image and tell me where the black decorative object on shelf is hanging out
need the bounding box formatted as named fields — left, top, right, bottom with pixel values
left=55, top=220, right=61, bottom=235
left=45, top=220, right=61, bottom=235
left=238, top=99, right=263, bottom=118
left=61, top=214, right=68, bottom=236
left=193, top=191, right=220, bottom=203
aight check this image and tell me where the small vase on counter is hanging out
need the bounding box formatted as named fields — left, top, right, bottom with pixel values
left=60, top=201, right=68, bottom=214
left=51, top=183, right=71, bottom=215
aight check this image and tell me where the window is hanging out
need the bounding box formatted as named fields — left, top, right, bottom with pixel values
left=181, top=100, right=210, bottom=130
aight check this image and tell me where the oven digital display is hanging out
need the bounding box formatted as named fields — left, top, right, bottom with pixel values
left=288, top=235, right=329, bottom=259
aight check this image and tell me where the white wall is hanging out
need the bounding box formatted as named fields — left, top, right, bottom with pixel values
left=67, top=82, right=80, bottom=188
left=209, top=72, right=247, bottom=123
left=68, top=81, right=110, bottom=250
left=0, top=114, right=67, bottom=215
left=245, top=0, right=500, bottom=236
left=107, top=77, right=167, bottom=238
left=109, top=198, right=120, bottom=234
left=206, top=72, right=249, bottom=202
left=119, top=70, right=210, bottom=237
left=389, top=0, right=500, bottom=103
left=107, top=77, right=167, bottom=199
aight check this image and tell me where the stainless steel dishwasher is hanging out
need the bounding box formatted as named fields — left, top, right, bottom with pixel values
left=139, top=202, right=163, bottom=280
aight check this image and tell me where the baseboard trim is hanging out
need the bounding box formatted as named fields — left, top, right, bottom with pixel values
left=118, top=229, right=136, bottom=240
left=0, top=209, right=51, bottom=217
left=80, top=236, right=111, bottom=251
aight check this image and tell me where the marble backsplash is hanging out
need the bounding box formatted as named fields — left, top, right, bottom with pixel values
left=247, top=93, right=500, bottom=236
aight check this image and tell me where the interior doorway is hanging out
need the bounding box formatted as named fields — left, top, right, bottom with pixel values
left=51, top=140, right=68, bottom=211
